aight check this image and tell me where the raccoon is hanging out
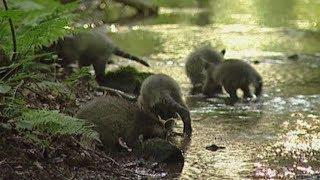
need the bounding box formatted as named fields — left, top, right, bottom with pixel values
left=185, top=45, right=225, bottom=95
left=138, top=74, right=192, bottom=136
left=204, top=59, right=263, bottom=104
left=48, top=30, right=149, bottom=85
left=76, top=96, right=172, bottom=152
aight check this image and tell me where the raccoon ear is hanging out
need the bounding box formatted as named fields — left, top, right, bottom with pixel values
left=164, top=118, right=175, bottom=130
left=221, top=49, right=226, bottom=56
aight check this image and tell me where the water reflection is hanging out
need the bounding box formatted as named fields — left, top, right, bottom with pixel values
left=109, top=0, right=320, bottom=178
left=253, top=0, right=297, bottom=27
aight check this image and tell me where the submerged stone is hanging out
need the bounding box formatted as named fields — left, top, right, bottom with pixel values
left=136, top=138, right=184, bottom=164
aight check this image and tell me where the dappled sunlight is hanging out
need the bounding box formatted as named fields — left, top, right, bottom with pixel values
left=108, top=0, right=320, bottom=178
left=253, top=114, right=320, bottom=178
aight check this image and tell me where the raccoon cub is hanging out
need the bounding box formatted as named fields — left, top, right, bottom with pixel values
left=185, top=45, right=225, bottom=95
left=76, top=96, right=173, bottom=152
left=138, top=74, right=192, bottom=137
left=48, top=30, right=149, bottom=85
left=204, top=59, right=263, bottom=104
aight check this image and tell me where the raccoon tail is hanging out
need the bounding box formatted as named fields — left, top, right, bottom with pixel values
left=163, top=93, right=192, bottom=136
left=113, top=48, right=150, bottom=67
left=254, top=77, right=263, bottom=97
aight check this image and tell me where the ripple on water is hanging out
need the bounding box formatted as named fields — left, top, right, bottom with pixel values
left=108, top=0, right=320, bottom=178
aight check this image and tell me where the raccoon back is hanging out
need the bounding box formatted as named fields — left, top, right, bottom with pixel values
left=55, top=31, right=115, bottom=65
left=185, top=46, right=224, bottom=82
left=214, top=59, right=261, bottom=87
left=76, top=96, right=164, bottom=149
left=139, top=74, right=183, bottom=109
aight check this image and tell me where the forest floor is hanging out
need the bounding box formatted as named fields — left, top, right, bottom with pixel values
left=0, top=76, right=170, bottom=179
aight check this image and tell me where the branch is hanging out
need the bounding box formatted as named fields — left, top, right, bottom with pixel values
left=94, top=86, right=137, bottom=102
left=2, top=0, right=17, bottom=61
left=112, top=0, right=158, bottom=16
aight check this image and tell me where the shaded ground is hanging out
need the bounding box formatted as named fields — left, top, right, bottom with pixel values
left=0, top=69, right=176, bottom=179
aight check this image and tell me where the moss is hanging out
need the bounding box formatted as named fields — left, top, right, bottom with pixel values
left=104, top=66, right=154, bottom=95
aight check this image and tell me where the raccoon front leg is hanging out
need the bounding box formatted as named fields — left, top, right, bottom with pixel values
left=163, top=94, right=192, bottom=137
left=225, top=86, right=238, bottom=105
left=60, top=58, right=73, bottom=76
left=92, top=58, right=108, bottom=86
left=241, top=86, right=252, bottom=100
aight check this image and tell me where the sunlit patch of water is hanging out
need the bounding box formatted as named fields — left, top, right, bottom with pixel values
left=108, top=0, right=320, bottom=178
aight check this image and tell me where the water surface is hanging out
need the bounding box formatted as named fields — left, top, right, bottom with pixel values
left=109, top=0, right=320, bottom=178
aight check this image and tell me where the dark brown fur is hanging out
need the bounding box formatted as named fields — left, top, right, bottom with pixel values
left=185, top=45, right=225, bottom=95
left=76, top=96, right=170, bottom=152
left=48, top=31, right=149, bottom=85
left=204, top=59, right=263, bottom=104
left=138, top=74, right=192, bottom=136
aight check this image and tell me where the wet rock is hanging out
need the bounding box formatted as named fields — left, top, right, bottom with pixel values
left=103, top=66, right=154, bottom=95
left=136, top=138, right=184, bottom=164
left=287, top=54, right=299, bottom=61
left=253, top=60, right=261, bottom=64
left=205, top=144, right=226, bottom=152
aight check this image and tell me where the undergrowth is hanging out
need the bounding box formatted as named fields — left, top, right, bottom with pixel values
left=0, top=0, right=98, bottom=146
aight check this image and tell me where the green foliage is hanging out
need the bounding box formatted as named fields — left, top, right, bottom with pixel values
left=17, top=109, right=99, bottom=141
left=150, top=0, right=196, bottom=8
left=34, top=80, right=75, bottom=100
left=1, top=0, right=80, bottom=56
left=0, top=83, right=11, bottom=94
left=0, top=0, right=81, bottom=119
left=65, top=66, right=92, bottom=85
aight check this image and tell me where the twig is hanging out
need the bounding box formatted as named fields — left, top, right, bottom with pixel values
left=71, top=136, right=120, bottom=166
left=2, top=0, right=17, bottom=61
left=0, top=158, right=7, bottom=165
left=24, top=86, right=48, bottom=100
left=11, top=80, right=24, bottom=101
left=94, top=86, right=137, bottom=102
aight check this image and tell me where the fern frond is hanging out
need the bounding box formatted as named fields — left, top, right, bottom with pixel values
left=1, top=0, right=80, bottom=55
left=17, top=110, right=99, bottom=141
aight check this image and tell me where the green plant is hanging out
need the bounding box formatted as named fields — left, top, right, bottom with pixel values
left=0, top=0, right=81, bottom=119
left=16, top=109, right=99, bottom=141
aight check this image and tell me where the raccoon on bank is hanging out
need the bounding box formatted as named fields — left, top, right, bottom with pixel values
left=48, top=30, right=150, bottom=85
left=138, top=74, right=192, bottom=137
left=185, top=45, right=225, bottom=95
left=203, top=59, right=263, bottom=104
left=76, top=96, right=172, bottom=152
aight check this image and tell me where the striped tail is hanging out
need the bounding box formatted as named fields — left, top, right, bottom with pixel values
left=113, top=48, right=150, bottom=67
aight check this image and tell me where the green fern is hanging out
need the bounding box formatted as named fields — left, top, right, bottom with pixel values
left=1, top=0, right=80, bottom=55
left=65, top=66, right=92, bottom=85
left=17, top=109, right=99, bottom=141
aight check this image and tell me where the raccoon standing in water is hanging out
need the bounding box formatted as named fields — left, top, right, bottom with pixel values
left=76, top=96, right=172, bottom=152
left=138, top=74, right=192, bottom=137
left=49, top=30, right=149, bottom=85
left=204, top=59, right=263, bottom=105
left=185, top=45, right=225, bottom=95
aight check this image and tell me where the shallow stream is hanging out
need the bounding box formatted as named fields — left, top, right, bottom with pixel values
left=109, top=0, right=320, bottom=178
